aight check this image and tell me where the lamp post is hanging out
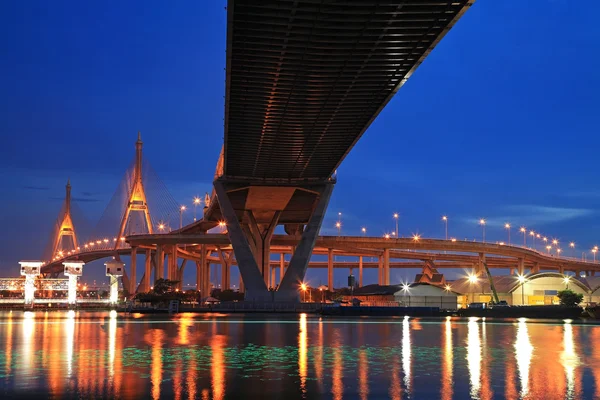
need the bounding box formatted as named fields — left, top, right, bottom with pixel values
left=361, top=227, right=366, bottom=236
left=529, top=231, right=535, bottom=249
left=468, top=274, right=478, bottom=303
left=393, top=213, right=399, bottom=237
left=479, top=219, right=486, bottom=242
left=563, top=276, right=571, bottom=290
left=193, top=197, right=201, bottom=221
left=442, top=216, right=448, bottom=240
left=569, top=242, right=575, bottom=258
left=593, top=248, right=597, bottom=263
left=546, top=245, right=551, bottom=254
left=179, top=205, right=186, bottom=229
left=301, top=283, right=307, bottom=302
left=557, top=248, right=562, bottom=258
left=335, top=221, right=341, bottom=236
left=517, top=274, right=526, bottom=305
left=505, top=223, right=511, bottom=245
left=520, top=227, right=526, bottom=246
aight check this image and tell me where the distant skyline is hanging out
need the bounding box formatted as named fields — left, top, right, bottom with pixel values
left=2, top=1, right=600, bottom=286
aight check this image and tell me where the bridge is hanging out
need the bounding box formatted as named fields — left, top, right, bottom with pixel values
left=19, top=0, right=600, bottom=304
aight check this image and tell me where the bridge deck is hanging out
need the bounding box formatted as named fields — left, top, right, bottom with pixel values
left=224, top=0, right=474, bottom=182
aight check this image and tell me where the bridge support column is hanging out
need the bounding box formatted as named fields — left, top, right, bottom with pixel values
left=477, top=253, right=486, bottom=276
left=558, top=266, right=564, bottom=274
left=518, top=258, right=525, bottom=275
left=327, top=248, right=334, bottom=291
left=63, top=261, right=84, bottom=305
left=270, top=267, right=276, bottom=289
left=142, top=250, right=152, bottom=292
left=378, top=256, right=383, bottom=285
left=19, top=261, right=42, bottom=306
left=217, top=248, right=232, bottom=290
left=214, top=180, right=270, bottom=301
left=383, top=249, right=390, bottom=285
left=276, top=184, right=334, bottom=301
left=279, top=253, right=285, bottom=286
left=176, top=260, right=187, bottom=290
left=532, top=262, right=540, bottom=274
left=359, top=256, right=363, bottom=287
left=154, top=245, right=164, bottom=282
left=509, top=268, right=515, bottom=275
left=130, top=247, right=137, bottom=295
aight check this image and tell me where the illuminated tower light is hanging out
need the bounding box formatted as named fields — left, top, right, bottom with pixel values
left=19, top=261, right=43, bottom=305
left=63, top=261, right=85, bottom=305
left=105, top=260, right=125, bottom=305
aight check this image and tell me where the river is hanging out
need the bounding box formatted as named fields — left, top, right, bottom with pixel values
left=0, top=311, right=598, bottom=399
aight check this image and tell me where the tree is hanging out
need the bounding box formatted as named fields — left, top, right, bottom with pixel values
left=557, top=289, right=584, bottom=307
left=152, top=279, right=179, bottom=295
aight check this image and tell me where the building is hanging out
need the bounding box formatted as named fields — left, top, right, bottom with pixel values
left=394, top=283, right=458, bottom=310
left=449, top=272, right=598, bottom=307
left=343, top=284, right=400, bottom=306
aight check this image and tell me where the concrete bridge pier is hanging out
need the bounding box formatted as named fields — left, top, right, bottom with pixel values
left=383, top=249, right=390, bottom=285
left=141, top=249, right=152, bottom=292
left=378, top=256, right=383, bottom=285
left=130, top=246, right=137, bottom=295
left=19, top=261, right=42, bottom=306
left=154, top=245, right=164, bottom=282
left=279, top=253, right=285, bottom=287
left=518, top=258, right=525, bottom=276
left=327, top=248, right=334, bottom=291
left=358, top=256, right=363, bottom=287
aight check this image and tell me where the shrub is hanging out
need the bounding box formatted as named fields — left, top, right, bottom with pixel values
left=557, top=289, right=584, bottom=307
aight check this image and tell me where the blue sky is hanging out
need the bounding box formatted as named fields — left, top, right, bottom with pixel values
left=1, top=1, right=599, bottom=287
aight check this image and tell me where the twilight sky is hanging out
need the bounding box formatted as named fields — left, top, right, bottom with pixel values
left=1, top=1, right=599, bottom=287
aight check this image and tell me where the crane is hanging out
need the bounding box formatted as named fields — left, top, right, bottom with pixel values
left=482, top=262, right=500, bottom=304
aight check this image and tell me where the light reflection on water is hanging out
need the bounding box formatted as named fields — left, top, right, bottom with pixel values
left=0, top=311, right=598, bottom=399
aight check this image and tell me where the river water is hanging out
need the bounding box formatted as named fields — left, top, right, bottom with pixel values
left=0, top=311, right=598, bottom=399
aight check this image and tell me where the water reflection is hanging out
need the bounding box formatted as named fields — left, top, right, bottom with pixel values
left=467, top=317, right=481, bottom=399
left=331, top=331, right=343, bottom=400
left=21, top=311, right=35, bottom=381
left=211, top=323, right=226, bottom=400
left=298, top=313, right=307, bottom=396
left=358, top=349, right=369, bottom=400
left=562, top=321, right=580, bottom=399
left=401, top=316, right=411, bottom=395
left=515, top=318, right=533, bottom=397
left=66, top=310, right=76, bottom=377
left=148, top=329, right=165, bottom=400
left=441, top=317, right=453, bottom=400
left=1, top=312, right=600, bottom=399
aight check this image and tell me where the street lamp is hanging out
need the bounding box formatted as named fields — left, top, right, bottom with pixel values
left=300, top=283, right=307, bottom=302
left=158, top=222, right=166, bottom=232
left=361, top=227, right=366, bottom=236
left=557, top=248, right=562, bottom=258
left=179, top=205, right=186, bottom=229
left=193, top=197, right=201, bottom=221
left=569, top=242, right=575, bottom=258
left=479, top=219, right=486, bottom=242
left=520, top=227, right=526, bottom=246
left=517, top=274, right=527, bottom=305
left=505, top=223, right=511, bottom=245
left=442, top=216, right=448, bottom=240
left=218, top=221, right=226, bottom=232
left=563, top=275, right=571, bottom=290
left=592, top=248, right=597, bottom=263
left=335, top=221, right=341, bottom=236
left=384, top=233, right=390, bottom=239
left=546, top=245, right=551, bottom=254
left=393, top=213, right=399, bottom=237
left=529, top=231, right=535, bottom=249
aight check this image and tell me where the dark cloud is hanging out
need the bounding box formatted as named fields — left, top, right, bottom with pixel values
left=23, top=185, right=50, bottom=191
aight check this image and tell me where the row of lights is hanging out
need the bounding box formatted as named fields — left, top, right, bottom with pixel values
left=351, top=213, right=597, bottom=261
left=53, top=237, right=126, bottom=261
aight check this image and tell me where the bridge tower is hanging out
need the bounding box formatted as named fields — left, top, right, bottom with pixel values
left=51, top=179, right=78, bottom=258
left=114, top=132, right=153, bottom=249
